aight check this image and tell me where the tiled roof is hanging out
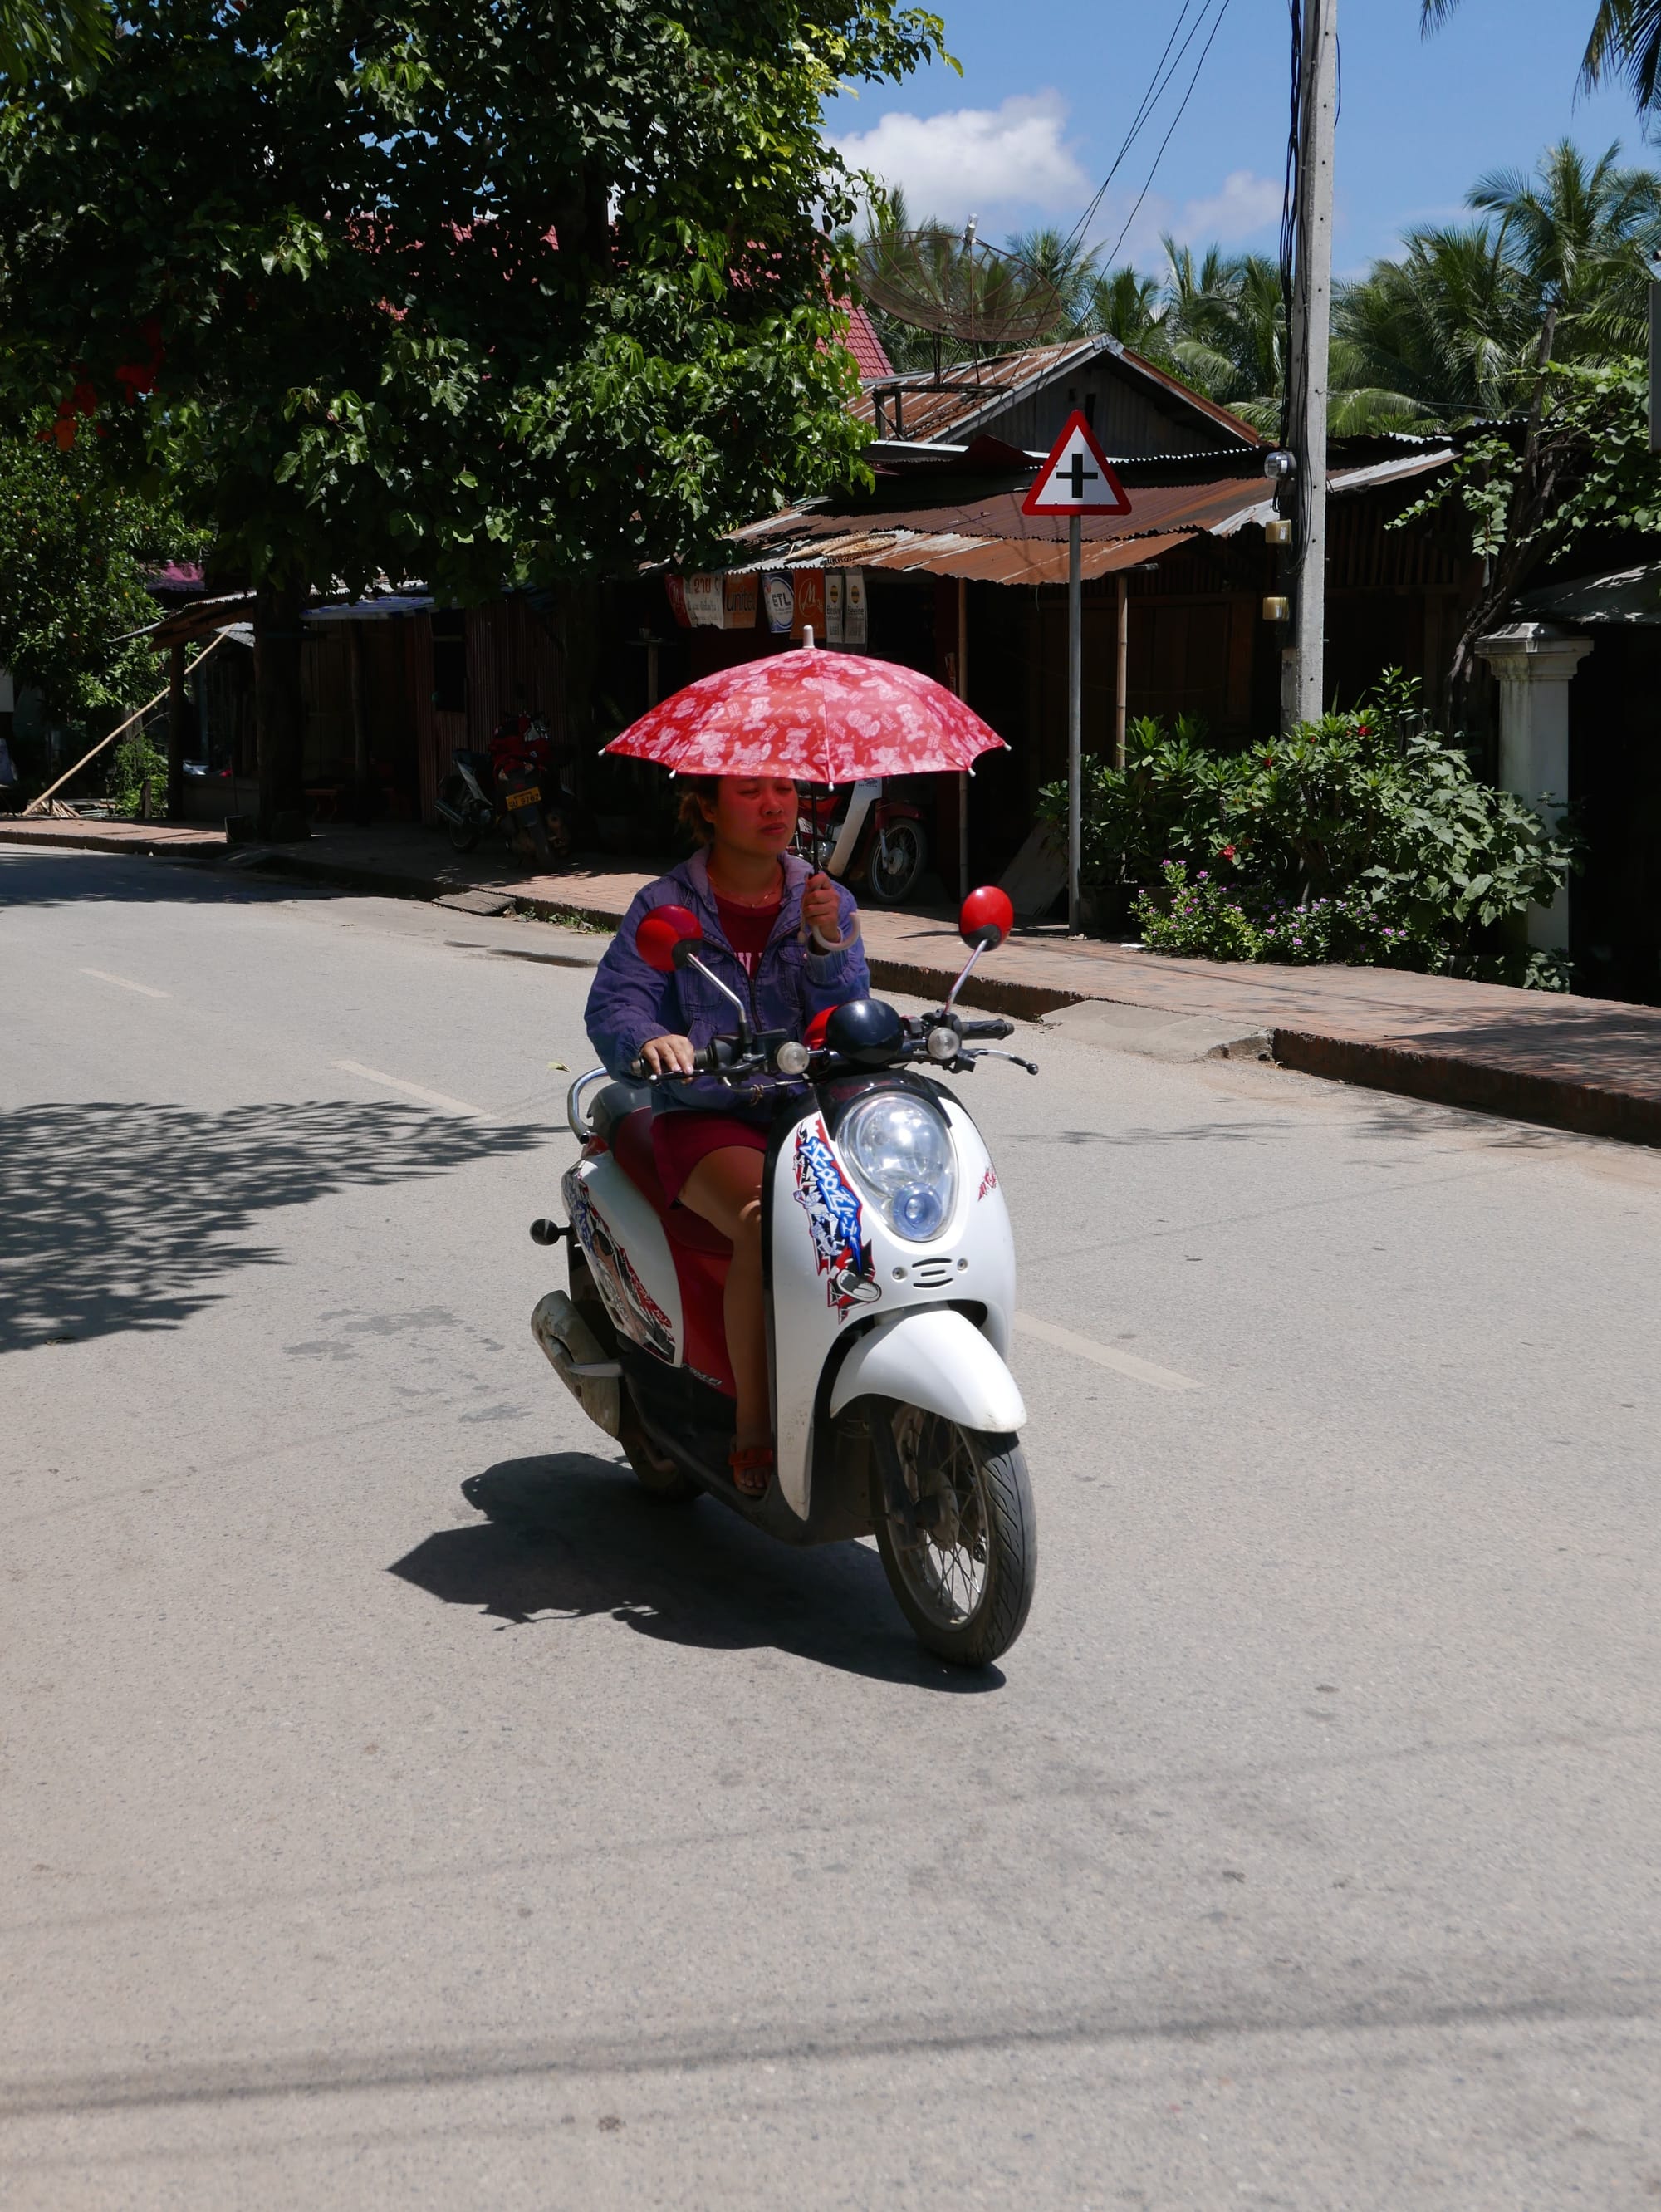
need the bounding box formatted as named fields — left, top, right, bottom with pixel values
left=841, top=302, right=891, bottom=382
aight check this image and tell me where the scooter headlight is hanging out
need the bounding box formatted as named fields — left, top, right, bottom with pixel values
left=840, top=1094, right=956, bottom=1243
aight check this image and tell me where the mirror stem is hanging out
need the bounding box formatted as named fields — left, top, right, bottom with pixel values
left=686, top=952, right=754, bottom=1040
left=943, top=939, right=987, bottom=1013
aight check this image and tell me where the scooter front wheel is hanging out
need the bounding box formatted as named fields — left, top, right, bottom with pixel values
left=870, top=1407, right=1036, bottom=1665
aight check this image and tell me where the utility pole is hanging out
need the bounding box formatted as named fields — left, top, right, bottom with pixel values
left=1281, top=0, right=1337, bottom=728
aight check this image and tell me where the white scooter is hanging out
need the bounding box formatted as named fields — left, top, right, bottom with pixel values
left=529, top=888, right=1039, bottom=1666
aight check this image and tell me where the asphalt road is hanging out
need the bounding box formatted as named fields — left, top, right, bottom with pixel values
left=3, top=841, right=1659, bottom=2211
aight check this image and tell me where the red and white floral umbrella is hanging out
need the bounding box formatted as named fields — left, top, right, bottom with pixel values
left=604, top=640, right=1006, bottom=784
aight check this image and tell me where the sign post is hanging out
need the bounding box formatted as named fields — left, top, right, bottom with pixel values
left=1022, top=410, right=1132, bottom=934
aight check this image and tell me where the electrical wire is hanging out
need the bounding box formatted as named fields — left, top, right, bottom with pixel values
left=1092, top=0, right=1237, bottom=274
left=1059, top=0, right=1207, bottom=257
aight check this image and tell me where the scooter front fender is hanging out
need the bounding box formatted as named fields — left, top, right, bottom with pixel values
left=829, top=1308, right=1026, bottom=1435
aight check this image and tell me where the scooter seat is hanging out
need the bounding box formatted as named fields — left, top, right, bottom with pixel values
left=611, top=1110, right=733, bottom=1257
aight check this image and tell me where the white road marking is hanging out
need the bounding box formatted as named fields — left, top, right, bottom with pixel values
left=1014, top=1312, right=1203, bottom=1392
left=78, top=967, right=169, bottom=999
left=332, top=1060, right=496, bottom=1121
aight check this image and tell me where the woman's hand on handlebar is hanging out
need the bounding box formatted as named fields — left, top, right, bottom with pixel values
left=639, top=1033, right=697, bottom=1077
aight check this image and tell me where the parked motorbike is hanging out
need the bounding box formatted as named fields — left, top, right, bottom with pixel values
left=795, top=778, right=929, bottom=905
left=528, top=886, right=1039, bottom=1666
left=435, top=713, right=570, bottom=871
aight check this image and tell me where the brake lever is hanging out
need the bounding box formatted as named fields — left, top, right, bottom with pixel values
left=963, top=1047, right=1041, bottom=1075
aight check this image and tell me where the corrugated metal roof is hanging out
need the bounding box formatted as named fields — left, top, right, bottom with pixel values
left=850, top=332, right=1262, bottom=449
left=723, top=447, right=1454, bottom=589
left=726, top=526, right=1197, bottom=587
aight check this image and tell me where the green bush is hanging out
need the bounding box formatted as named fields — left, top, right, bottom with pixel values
left=107, top=717, right=169, bottom=819
left=1040, top=678, right=1575, bottom=988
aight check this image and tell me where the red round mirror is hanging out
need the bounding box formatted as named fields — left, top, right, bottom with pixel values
left=636, top=903, right=703, bottom=974
left=959, top=885, right=1013, bottom=951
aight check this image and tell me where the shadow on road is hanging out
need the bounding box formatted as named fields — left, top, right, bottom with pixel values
left=388, top=1454, right=1002, bottom=1690
left=0, top=1100, right=546, bottom=1352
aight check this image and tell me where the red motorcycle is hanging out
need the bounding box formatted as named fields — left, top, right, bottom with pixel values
left=436, top=712, right=571, bottom=871
left=795, top=778, right=930, bottom=905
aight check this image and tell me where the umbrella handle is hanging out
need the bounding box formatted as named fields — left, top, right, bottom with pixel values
left=801, top=912, right=862, bottom=957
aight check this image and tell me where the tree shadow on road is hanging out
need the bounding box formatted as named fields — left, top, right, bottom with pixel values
left=388, top=1454, right=1002, bottom=1690
left=0, top=1100, right=546, bottom=1352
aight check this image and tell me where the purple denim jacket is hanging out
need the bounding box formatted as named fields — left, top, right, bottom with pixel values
left=585, top=849, right=870, bottom=1111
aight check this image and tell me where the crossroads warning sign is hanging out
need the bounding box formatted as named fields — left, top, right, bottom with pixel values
left=1021, top=410, right=1132, bottom=517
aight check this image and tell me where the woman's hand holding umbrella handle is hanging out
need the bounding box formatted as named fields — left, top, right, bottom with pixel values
left=802, top=871, right=856, bottom=952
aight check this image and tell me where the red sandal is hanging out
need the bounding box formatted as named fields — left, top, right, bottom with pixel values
left=729, top=1444, right=774, bottom=1498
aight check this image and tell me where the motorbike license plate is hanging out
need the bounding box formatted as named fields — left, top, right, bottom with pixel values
left=504, top=785, right=541, bottom=810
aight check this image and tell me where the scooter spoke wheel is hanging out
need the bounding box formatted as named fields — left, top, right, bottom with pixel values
left=439, top=776, right=481, bottom=853
left=865, top=819, right=926, bottom=905
left=872, top=1406, right=1035, bottom=1665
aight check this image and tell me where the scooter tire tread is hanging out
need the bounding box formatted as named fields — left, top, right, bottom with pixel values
left=875, top=1424, right=1036, bottom=1668
left=620, top=1393, right=701, bottom=1504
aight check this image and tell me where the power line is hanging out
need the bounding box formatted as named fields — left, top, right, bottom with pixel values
left=1092, top=0, right=1237, bottom=273
left=1060, top=0, right=1205, bottom=254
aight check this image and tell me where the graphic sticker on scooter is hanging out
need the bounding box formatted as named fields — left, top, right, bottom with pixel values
left=792, top=1119, right=881, bottom=1317
left=563, top=1170, right=676, bottom=1362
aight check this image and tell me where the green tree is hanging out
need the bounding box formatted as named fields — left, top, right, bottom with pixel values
left=1397, top=355, right=1661, bottom=710
left=1, top=0, right=943, bottom=833
left=0, top=0, right=106, bottom=85
left=0, top=433, right=185, bottom=738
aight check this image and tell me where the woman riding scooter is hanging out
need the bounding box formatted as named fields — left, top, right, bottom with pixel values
left=584, top=775, right=869, bottom=1499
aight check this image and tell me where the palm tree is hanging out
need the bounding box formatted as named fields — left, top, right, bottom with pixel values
left=1469, top=138, right=1661, bottom=357
left=1159, top=242, right=1287, bottom=433
left=1075, top=266, right=1173, bottom=360
left=1335, top=223, right=1533, bottom=427
left=1333, top=140, right=1661, bottom=432
left=1423, top=0, right=1661, bottom=115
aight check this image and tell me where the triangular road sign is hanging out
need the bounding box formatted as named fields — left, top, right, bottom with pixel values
left=1022, top=410, right=1132, bottom=517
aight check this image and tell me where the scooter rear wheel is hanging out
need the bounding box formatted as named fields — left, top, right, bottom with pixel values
left=620, top=1390, right=700, bottom=1503
left=870, top=1407, right=1036, bottom=1665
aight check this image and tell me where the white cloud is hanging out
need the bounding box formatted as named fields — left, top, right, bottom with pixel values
left=835, top=93, right=1089, bottom=226
left=1174, top=169, right=1283, bottom=244
left=1085, top=169, right=1284, bottom=271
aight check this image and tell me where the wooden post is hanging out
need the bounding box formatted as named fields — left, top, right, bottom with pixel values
left=166, top=640, right=187, bottom=820
left=1115, top=573, right=1129, bottom=772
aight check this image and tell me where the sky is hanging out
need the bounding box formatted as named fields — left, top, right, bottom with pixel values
left=824, top=0, right=1654, bottom=277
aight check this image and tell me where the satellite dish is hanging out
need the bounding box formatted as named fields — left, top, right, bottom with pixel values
left=857, top=227, right=1065, bottom=351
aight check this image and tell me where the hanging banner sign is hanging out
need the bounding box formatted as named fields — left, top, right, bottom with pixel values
left=683, top=572, right=725, bottom=627
left=664, top=574, right=691, bottom=628
left=723, top=572, right=758, bottom=630
left=824, top=571, right=845, bottom=646
left=791, top=570, right=826, bottom=640
left=1022, top=410, right=1132, bottom=517
left=762, top=572, right=795, bottom=635
left=843, top=571, right=868, bottom=646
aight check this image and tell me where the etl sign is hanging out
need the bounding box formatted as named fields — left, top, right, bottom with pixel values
left=1021, top=411, right=1130, bottom=517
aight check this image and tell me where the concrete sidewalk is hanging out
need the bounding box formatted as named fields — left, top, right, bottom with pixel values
left=6, top=813, right=1659, bottom=1145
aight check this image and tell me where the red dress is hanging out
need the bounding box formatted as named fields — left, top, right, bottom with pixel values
left=649, top=889, right=780, bottom=1204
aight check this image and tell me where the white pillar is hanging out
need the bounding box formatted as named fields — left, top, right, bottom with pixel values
left=1475, top=622, right=1593, bottom=952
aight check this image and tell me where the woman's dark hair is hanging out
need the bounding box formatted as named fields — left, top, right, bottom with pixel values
left=676, top=775, right=722, bottom=846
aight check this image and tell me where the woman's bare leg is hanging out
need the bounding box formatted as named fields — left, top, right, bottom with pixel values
left=679, top=1148, right=770, bottom=1459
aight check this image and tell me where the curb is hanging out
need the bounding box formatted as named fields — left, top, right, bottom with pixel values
left=13, top=826, right=1657, bottom=1150
left=1272, top=1028, right=1661, bottom=1149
